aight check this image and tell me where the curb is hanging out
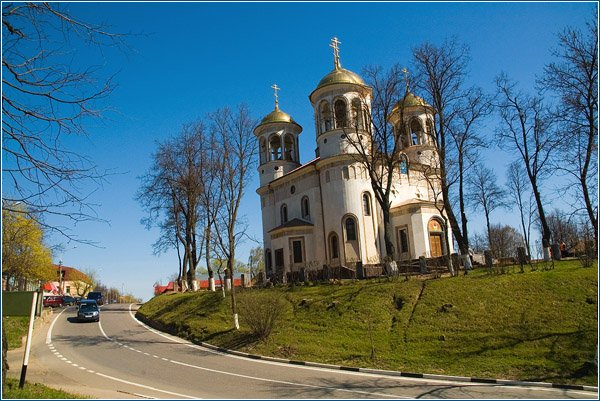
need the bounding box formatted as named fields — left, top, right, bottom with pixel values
left=191, top=340, right=598, bottom=393
left=135, top=313, right=598, bottom=394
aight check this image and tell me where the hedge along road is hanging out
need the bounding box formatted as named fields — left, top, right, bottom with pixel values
left=12, top=303, right=597, bottom=399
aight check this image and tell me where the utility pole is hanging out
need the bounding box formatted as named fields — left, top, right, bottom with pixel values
left=58, top=260, right=63, bottom=295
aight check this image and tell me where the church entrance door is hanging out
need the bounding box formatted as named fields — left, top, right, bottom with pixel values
left=289, top=237, right=305, bottom=271
left=429, top=234, right=443, bottom=258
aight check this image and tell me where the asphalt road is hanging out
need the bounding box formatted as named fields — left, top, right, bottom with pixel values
left=7, top=303, right=598, bottom=399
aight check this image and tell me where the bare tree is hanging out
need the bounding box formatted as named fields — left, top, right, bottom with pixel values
left=2, top=3, right=124, bottom=242
left=495, top=74, right=558, bottom=260
left=210, top=105, right=257, bottom=329
left=506, top=161, right=536, bottom=257
left=447, top=88, right=492, bottom=256
left=540, top=15, right=598, bottom=251
left=488, top=224, right=524, bottom=261
left=137, top=123, right=207, bottom=291
left=467, top=164, right=508, bottom=255
left=546, top=209, right=581, bottom=252
left=412, top=39, right=474, bottom=263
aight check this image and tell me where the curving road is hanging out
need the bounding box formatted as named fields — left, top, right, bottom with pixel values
left=8, top=303, right=598, bottom=399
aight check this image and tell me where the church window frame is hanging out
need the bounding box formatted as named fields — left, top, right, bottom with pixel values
left=320, top=100, right=332, bottom=133
left=329, top=232, right=339, bottom=260
left=362, top=192, right=372, bottom=216
left=399, top=153, right=409, bottom=175
left=351, top=98, right=362, bottom=129
left=301, top=196, right=310, bottom=220
left=283, top=133, right=295, bottom=161
left=269, top=134, right=282, bottom=161
left=344, top=216, right=358, bottom=241
left=280, top=203, right=288, bottom=224
left=342, top=166, right=350, bottom=180
left=410, top=118, right=423, bottom=145
left=259, top=137, right=267, bottom=164
left=334, top=98, right=348, bottom=129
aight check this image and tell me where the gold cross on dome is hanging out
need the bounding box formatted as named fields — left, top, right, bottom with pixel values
left=271, top=84, right=280, bottom=110
left=330, top=37, right=342, bottom=69
left=402, top=67, right=410, bottom=92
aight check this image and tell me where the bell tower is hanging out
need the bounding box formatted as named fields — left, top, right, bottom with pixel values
left=387, top=69, right=437, bottom=167
left=309, top=37, right=372, bottom=160
left=254, top=84, right=302, bottom=187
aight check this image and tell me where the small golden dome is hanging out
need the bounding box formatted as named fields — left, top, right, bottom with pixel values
left=392, top=91, right=431, bottom=112
left=315, top=67, right=366, bottom=91
left=255, top=108, right=301, bottom=130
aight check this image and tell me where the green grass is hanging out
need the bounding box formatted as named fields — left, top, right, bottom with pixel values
left=2, top=316, right=30, bottom=350
left=2, top=377, right=88, bottom=398
left=137, top=260, right=598, bottom=386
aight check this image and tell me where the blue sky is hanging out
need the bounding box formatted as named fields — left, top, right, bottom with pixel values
left=23, top=2, right=595, bottom=301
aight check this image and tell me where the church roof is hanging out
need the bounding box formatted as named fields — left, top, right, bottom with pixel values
left=315, top=67, right=366, bottom=91
left=268, top=218, right=314, bottom=234
left=255, top=108, right=301, bottom=131
left=391, top=91, right=431, bottom=113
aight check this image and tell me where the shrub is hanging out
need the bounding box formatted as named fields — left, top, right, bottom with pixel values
left=239, top=291, right=285, bottom=340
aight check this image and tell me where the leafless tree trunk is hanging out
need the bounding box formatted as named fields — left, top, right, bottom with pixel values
left=412, top=39, right=474, bottom=261
left=495, top=74, right=558, bottom=260
left=2, top=3, right=125, bottom=243
left=540, top=15, right=598, bottom=252
left=467, top=164, right=508, bottom=256
left=211, top=105, right=257, bottom=329
left=506, top=161, right=535, bottom=257
left=447, top=88, right=492, bottom=257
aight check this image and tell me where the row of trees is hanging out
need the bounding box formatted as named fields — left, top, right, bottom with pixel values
left=137, top=106, right=257, bottom=328
left=344, top=13, right=597, bottom=268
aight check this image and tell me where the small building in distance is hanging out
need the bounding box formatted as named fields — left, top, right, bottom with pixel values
left=43, top=264, right=93, bottom=297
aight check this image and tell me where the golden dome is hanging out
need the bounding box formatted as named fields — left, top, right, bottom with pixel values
left=255, top=108, right=301, bottom=130
left=392, top=92, right=431, bottom=112
left=315, top=67, right=366, bottom=91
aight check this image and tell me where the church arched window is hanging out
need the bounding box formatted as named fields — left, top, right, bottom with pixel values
left=351, top=99, right=362, bottom=129
left=259, top=138, right=267, bottom=164
left=342, top=166, right=349, bottom=180
left=349, top=166, right=356, bottom=179
left=426, top=119, right=435, bottom=146
left=284, top=134, right=295, bottom=161
left=411, top=118, right=423, bottom=145
left=280, top=204, right=288, bottom=224
left=334, top=98, right=348, bottom=128
left=362, top=193, right=371, bottom=216
left=345, top=216, right=357, bottom=241
left=399, top=153, right=409, bottom=175
left=320, top=101, right=332, bottom=133
left=398, top=123, right=409, bottom=148
left=329, top=232, right=339, bottom=260
left=301, top=196, right=310, bottom=220
left=269, top=134, right=281, bottom=161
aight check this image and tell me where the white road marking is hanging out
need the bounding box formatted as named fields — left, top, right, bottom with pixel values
left=46, top=305, right=201, bottom=399
left=94, top=372, right=198, bottom=399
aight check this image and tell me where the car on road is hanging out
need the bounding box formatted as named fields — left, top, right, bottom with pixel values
left=43, top=295, right=64, bottom=308
left=77, top=300, right=100, bottom=322
left=87, top=291, right=104, bottom=306
left=62, top=295, right=76, bottom=306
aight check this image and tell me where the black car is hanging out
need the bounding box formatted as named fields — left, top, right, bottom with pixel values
left=87, top=291, right=104, bottom=306
left=62, top=295, right=76, bottom=306
left=77, top=300, right=100, bottom=322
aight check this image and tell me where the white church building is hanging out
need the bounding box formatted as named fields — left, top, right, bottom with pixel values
left=255, top=39, right=453, bottom=281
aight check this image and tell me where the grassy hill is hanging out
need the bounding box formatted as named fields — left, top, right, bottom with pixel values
left=137, top=260, right=598, bottom=385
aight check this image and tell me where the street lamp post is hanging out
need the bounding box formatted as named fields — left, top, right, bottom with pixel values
left=58, top=260, right=63, bottom=295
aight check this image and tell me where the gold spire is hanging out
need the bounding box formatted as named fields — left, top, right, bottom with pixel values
left=402, top=67, right=410, bottom=93
left=271, top=83, right=280, bottom=110
left=330, top=37, right=342, bottom=70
